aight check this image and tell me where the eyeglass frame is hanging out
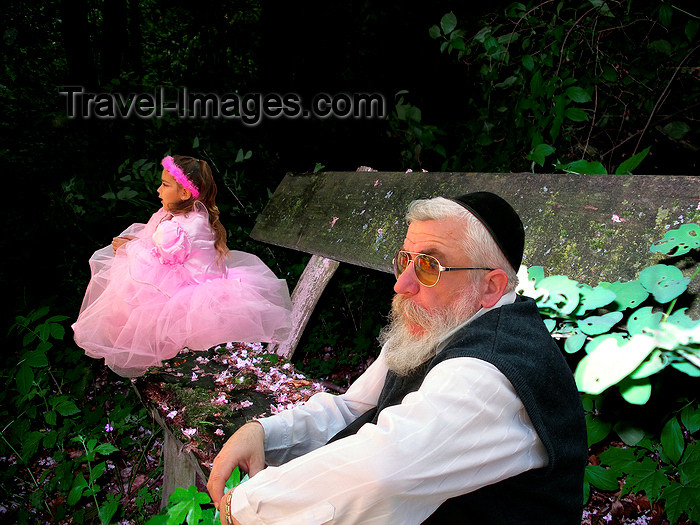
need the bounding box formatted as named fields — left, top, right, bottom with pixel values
left=392, top=250, right=495, bottom=287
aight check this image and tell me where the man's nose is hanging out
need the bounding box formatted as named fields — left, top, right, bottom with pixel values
left=394, top=261, right=420, bottom=296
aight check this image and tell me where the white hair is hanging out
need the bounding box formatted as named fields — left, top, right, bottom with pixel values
left=405, top=197, right=519, bottom=292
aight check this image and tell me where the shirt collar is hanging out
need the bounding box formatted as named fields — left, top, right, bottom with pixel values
left=436, top=290, right=518, bottom=353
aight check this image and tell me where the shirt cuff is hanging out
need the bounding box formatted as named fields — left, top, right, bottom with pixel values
left=229, top=486, right=265, bottom=525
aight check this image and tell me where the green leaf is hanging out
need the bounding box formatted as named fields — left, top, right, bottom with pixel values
left=565, top=331, right=587, bottom=354
left=494, top=76, right=518, bottom=89
left=21, top=431, right=44, bottom=461
left=532, top=275, right=580, bottom=315
left=145, top=514, right=168, bottom=525
left=565, top=107, right=588, bottom=122
left=678, top=442, right=700, bottom=484
left=618, top=377, right=652, bottom=405
left=562, top=159, right=607, bottom=174
left=16, top=365, right=34, bottom=396
left=428, top=24, right=441, bottom=39
left=440, top=12, right=457, bottom=35
left=543, top=319, right=556, bottom=332
left=44, top=410, right=57, bottom=426
left=686, top=20, right=699, bottom=42
left=565, top=86, right=591, bottom=103
left=681, top=405, right=700, bottom=434
left=589, top=0, right=614, bottom=17
left=661, top=121, right=691, bottom=140
left=659, top=3, right=673, bottom=27
left=598, top=447, right=637, bottom=470
left=638, top=264, right=690, bottom=303
left=648, top=39, right=672, bottom=55
left=450, top=35, right=466, bottom=51
left=585, top=465, right=620, bottom=491
left=672, top=361, right=700, bottom=377
left=650, top=223, right=700, bottom=257
left=630, top=349, right=668, bottom=379
left=575, top=334, right=656, bottom=394
left=90, top=461, right=106, bottom=482
left=598, top=281, right=648, bottom=311
left=577, top=311, right=623, bottom=336
left=626, top=306, right=663, bottom=336
left=573, top=284, right=616, bottom=315
left=46, top=314, right=69, bottom=323
left=586, top=412, right=611, bottom=447
left=94, top=443, right=119, bottom=455
left=167, top=486, right=211, bottom=525
left=226, top=466, right=242, bottom=491
left=473, top=26, right=491, bottom=44
left=527, top=266, right=545, bottom=287
left=522, top=54, right=534, bottom=71
left=527, top=143, right=555, bottom=166
left=530, top=70, right=543, bottom=97
left=43, top=429, right=58, bottom=449
left=667, top=308, right=700, bottom=330
left=599, top=445, right=637, bottom=475
left=505, top=2, right=527, bottom=17
left=614, top=146, right=650, bottom=174
left=624, top=457, right=670, bottom=501
left=55, top=399, right=80, bottom=416
left=68, top=474, right=89, bottom=505
left=661, top=481, right=700, bottom=524
left=28, top=306, right=50, bottom=322
left=613, top=422, right=646, bottom=447
left=661, top=417, right=685, bottom=465
left=99, top=495, right=120, bottom=525
left=49, top=322, right=65, bottom=340
left=192, top=136, right=200, bottom=149
left=600, top=65, right=617, bottom=83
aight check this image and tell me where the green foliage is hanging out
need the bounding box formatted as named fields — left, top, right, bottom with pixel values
left=521, top=223, right=700, bottom=403
left=590, top=404, right=700, bottom=523
left=147, top=467, right=246, bottom=524
left=2, top=307, right=162, bottom=523
left=530, top=224, right=700, bottom=520
left=387, top=90, right=446, bottom=169
left=415, top=2, right=699, bottom=172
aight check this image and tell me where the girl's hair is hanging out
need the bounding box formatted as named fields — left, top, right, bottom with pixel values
left=405, top=197, right=519, bottom=292
left=167, top=156, right=229, bottom=258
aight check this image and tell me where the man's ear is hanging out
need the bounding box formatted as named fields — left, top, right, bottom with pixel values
left=480, top=269, right=509, bottom=308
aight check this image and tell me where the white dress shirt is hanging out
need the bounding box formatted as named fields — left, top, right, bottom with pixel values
left=229, top=292, right=549, bottom=524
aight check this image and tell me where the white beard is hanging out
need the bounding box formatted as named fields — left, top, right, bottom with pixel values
left=380, top=287, right=482, bottom=376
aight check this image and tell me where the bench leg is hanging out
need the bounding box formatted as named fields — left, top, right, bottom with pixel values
left=160, top=426, right=199, bottom=508
left=269, top=254, right=340, bottom=359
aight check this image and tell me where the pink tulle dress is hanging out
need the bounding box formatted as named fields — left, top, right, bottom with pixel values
left=72, top=203, right=293, bottom=377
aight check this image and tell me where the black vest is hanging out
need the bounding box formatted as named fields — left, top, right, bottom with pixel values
left=329, top=296, right=587, bottom=524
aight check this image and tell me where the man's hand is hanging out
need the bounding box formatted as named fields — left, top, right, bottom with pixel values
left=208, top=421, right=266, bottom=511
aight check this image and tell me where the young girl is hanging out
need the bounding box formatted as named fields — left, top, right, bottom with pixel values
left=72, top=155, right=293, bottom=377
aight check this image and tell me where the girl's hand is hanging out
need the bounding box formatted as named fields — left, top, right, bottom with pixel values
left=111, top=235, right=135, bottom=253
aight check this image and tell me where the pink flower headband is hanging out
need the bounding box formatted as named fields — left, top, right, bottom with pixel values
left=161, top=156, right=200, bottom=198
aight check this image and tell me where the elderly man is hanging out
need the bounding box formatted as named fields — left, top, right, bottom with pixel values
left=208, top=192, right=587, bottom=524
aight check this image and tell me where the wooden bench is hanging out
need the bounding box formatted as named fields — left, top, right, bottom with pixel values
left=133, top=170, right=700, bottom=507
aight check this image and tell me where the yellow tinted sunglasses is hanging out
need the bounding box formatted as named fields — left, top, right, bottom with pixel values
left=392, top=250, right=494, bottom=287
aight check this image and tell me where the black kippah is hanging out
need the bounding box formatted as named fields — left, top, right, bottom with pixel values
left=450, top=192, right=524, bottom=271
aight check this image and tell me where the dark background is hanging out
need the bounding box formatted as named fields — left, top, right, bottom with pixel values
left=3, top=0, right=699, bottom=343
